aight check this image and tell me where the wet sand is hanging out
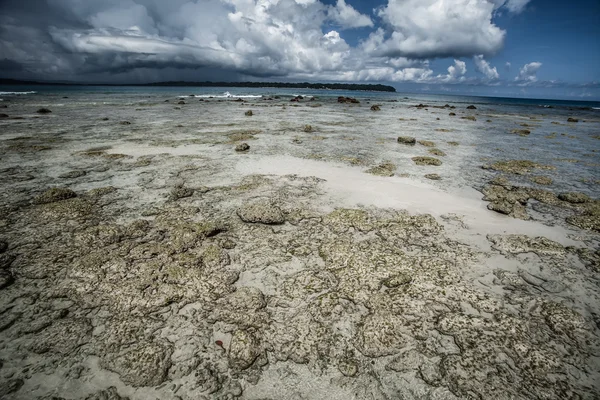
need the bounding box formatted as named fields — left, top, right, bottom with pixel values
left=0, top=94, right=599, bottom=400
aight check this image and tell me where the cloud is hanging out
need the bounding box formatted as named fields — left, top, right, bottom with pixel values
left=372, top=0, right=506, bottom=59
left=505, top=61, right=511, bottom=70
left=473, top=55, right=499, bottom=79
left=516, top=61, right=542, bottom=83
left=328, top=0, right=373, bottom=29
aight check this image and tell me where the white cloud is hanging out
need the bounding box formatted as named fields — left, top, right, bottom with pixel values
left=372, top=0, right=506, bottom=58
left=327, top=0, right=373, bottom=29
left=516, top=61, right=542, bottom=82
left=505, top=61, right=511, bottom=70
left=473, top=55, right=499, bottom=79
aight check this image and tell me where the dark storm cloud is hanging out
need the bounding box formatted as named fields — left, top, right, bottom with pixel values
left=0, top=0, right=550, bottom=84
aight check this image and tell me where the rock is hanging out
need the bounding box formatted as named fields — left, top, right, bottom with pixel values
left=397, top=136, right=416, bottom=145
left=0, top=113, right=8, bottom=118
left=467, top=105, right=477, bottom=109
left=100, top=341, right=172, bottom=387
left=59, top=170, right=87, bottom=179
left=0, top=269, right=14, bottom=289
left=461, top=116, right=476, bottom=121
left=412, top=156, right=442, bottom=166
left=558, top=192, right=591, bottom=204
left=0, top=240, right=7, bottom=253
left=383, top=272, right=413, bottom=287
left=237, top=200, right=285, bottom=224
left=229, top=330, right=260, bottom=370
left=530, top=176, right=553, bottom=185
left=483, top=160, right=555, bottom=175
left=169, top=185, right=194, bottom=200
left=337, top=96, right=359, bottom=104
left=449, top=112, right=456, bottom=116
left=303, top=125, right=313, bottom=132
left=245, top=110, right=253, bottom=116
left=0, top=379, right=24, bottom=397
left=428, top=148, right=446, bottom=156
left=0, top=253, right=15, bottom=269
left=365, top=162, right=396, bottom=177
left=235, top=143, right=250, bottom=152
left=119, top=121, right=131, bottom=125
left=487, top=234, right=565, bottom=256
left=448, top=141, right=459, bottom=146
left=370, top=105, right=381, bottom=111
left=338, top=358, right=359, bottom=377
left=178, top=100, right=186, bottom=105
left=37, top=108, right=52, bottom=114
left=34, top=187, right=77, bottom=204
left=425, top=174, right=441, bottom=180
left=418, top=140, right=435, bottom=147
left=511, top=129, right=531, bottom=136
left=567, top=118, right=578, bottom=123
left=84, top=387, right=130, bottom=400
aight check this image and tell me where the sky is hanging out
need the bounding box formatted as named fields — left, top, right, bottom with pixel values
left=0, top=0, right=599, bottom=100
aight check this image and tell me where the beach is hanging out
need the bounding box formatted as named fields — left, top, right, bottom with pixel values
left=0, top=88, right=599, bottom=400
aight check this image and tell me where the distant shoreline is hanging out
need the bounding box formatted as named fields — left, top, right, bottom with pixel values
left=0, top=79, right=396, bottom=93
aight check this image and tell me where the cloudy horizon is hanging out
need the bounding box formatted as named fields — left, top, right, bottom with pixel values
left=1, top=0, right=599, bottom=99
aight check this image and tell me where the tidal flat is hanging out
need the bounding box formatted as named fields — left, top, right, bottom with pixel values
left=0, top=91, right=599, bottom=400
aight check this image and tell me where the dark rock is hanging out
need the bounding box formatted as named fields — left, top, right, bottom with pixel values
left=397, top=136, right=416, bottom=145
left=558, top=192, right=591, bottom=204
left=245, top=110, right=253, bottom=116
left=510, top=129, right=531, bottom=136
left=425, top=174, right=441, bottom=180
left=59, top=170, right=87, bottom=179
left=178, top=100, right=186, bottom=105
left=0, top=269, right=14, bottom=289
left=0, top=113, right=8, bottom=118
left=0, top=253, right=15, bottom=269
left=467, top=105, right=477, bottom=109
left=37, top=108, right=52, bottom=114
left=365, top=162, right=396, bottom=177
left=0, top=240, right=7, bottom=253
left=235, top=143, right=250, bottom=152
left=119, top=121, right=131, bottom=125
left=370, top=105, right=381, bottom=111
left=237, top=200, right=284, bottom=225
left=0, top=379, right=24, bottom=397
left=34, top=187, right=77, bottom=204
left=415, top=104, right=429, bottom=108
left=461, top=116, right=476, bottom=121
left=337, top=96, right=359, bottom=104
left=449, top=112, right=456, bottom=116
left=567, top=118, right=578, bottom=123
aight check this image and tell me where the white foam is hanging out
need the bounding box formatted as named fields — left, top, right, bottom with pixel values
left=184, top=91, right=262, bottom=99
left=0, top=91, right=37, bottom=95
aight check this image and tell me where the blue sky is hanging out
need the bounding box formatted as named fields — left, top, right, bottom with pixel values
left=0, top=0, right=598, bottom=100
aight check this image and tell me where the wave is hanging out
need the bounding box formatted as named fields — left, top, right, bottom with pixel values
left=183, top=91, right=263, bottom=99
left=593, top=107, right=600, bottom=110
left=0, top=91, right=37, bottom=95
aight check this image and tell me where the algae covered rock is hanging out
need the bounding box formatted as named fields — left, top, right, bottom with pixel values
left=245, top=110, right=253, bottom=116
left=483, top=160, right=555, bottom=175
left=412, top=156, right=442, bottom=166
left=428, top=148, right=446, bottom=157
left=370, top=105, right=381, bottom=111
left=34, top=187, right=77, bottom=204
left=100, top=341, right=172, bottom=387
left=235, top=143, right=250, bottom=152
left=418, top=140, right=435, bottom=147
left=229, top=330, right=261, bottom=370
left=84, top=387, right=130, bottom=400
left=365, top=162, right=396, bottom=177
left=425, top=174, right=441, bottom=180
left=558, top=192, right=591, bottom=204
left=530, top=176, right=553, bottom=185
left=397, top=136, right=416, bottom=145
left=237, top=199, right=285, bottom=224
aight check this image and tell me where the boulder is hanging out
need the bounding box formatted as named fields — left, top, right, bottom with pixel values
left=245, top=110, right=253, bottom=116
left=449, top=112, right=456, bottom=116
left=412, top=157, right=442, bottom=166
left=467, top=105, right=477, bottom=109
left=337, top=96, right=359, bottom=104
left=178, top=100, right=186, bottom=105
left=37, top=108, right=52, bottom=114
left=235, top=143, right=250, bottom=152
left=34, top=187, right=77, bottom=204
left=237, top=200, right=285, bottom=224
left=397, top=136, right=416, bottom=145
left=567, top=118, right=578, bottom=123
left=370, top=105, right=381, bottom=111
left=0, top=113, right=8, bottom=118
left=558, top=192, right=591, bottom=204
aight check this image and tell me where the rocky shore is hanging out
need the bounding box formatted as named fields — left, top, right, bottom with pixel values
left=0, top=93, right=599, bottom=399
